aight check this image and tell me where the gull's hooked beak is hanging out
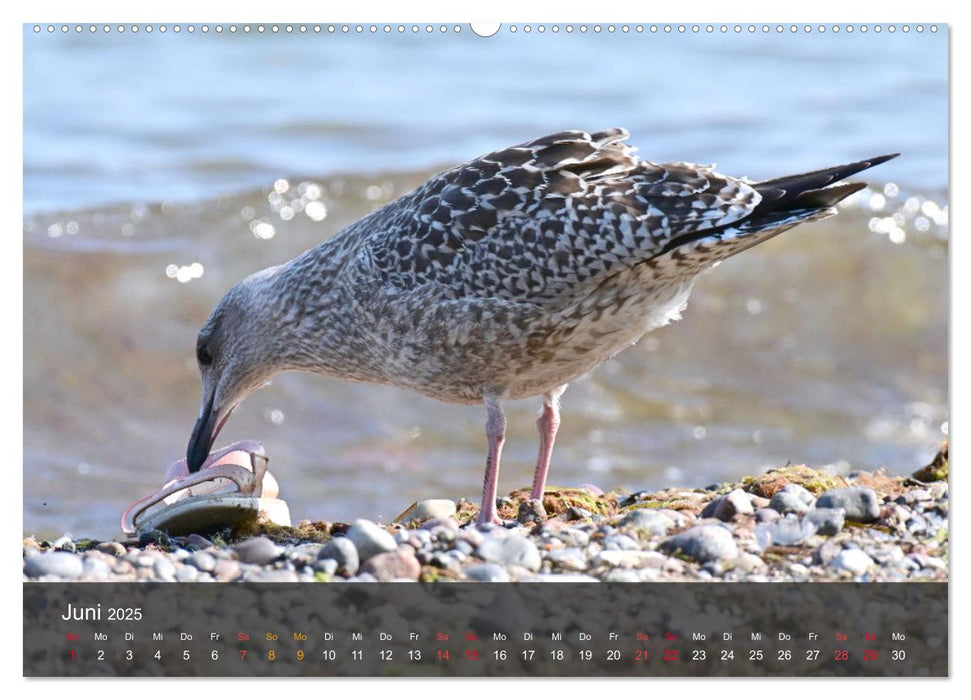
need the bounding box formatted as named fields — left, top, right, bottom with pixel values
left=186, top=394, right=235, bottom=473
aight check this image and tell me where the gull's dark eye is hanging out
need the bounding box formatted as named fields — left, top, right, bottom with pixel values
left=197, top=344, right=213, bottom=367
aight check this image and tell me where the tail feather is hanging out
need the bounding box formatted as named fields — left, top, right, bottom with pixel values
left=754, top=153, right=899, bottom=211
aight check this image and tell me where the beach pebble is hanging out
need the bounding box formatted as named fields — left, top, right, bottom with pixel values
left=24, top=552, right=83, bottom=579
left=96, top=541, right=126, bottom=557
left=314, top=558, right=338, bottom=576
left=464, top=563, right=511, bottom=582
left=419, top=517, right=460, bottom=532
left=543, top=547, right=588, bottom=571
left=244, top=568, right=299, bottom=583
left=185, top=534, right=214, bottom=549
left=768, top=484, right=815, bottom=515
left=734, top=553, right=767, bottom=573
left=831, top=548, right=874, bottom=576
left=816, top=487, right=880, bottom=522
left=212, top=559, right=241, bottom=582
left=410, top=499, right=457, bottom=522
left=476, top=533, right=541, bottom=572
left=618, top=509, right=676, bottom=536
left=702, top=489, right=754, bottom=521
left=756, top=516, right=816, bottom=548
left=803, top=507, right=845, bottom=536
left=52, top=535, right=76, bottom=552
left=755, top=508, right=781, bottom=524
left=361, top=548, right=421, bottom=581
left=661, top=525, right=738, bottom=563
left=593, top=550, right=667, bottom=569
left=187, top=551, right=217, bottom=573
left=81, top=556, right=112, bottom=580
left=603, top=533, right=640, bottom=551
left=346, top=519, right=398, bottom=561
left=318, top=538, right=360, bottom=576
left=233, top=537, right=282, bottom=566
left=175, top=564, right=199, bottom=582
left=152, top=557, right=177, bottom=581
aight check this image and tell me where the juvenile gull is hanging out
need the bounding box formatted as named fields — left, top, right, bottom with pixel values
left=186, top=128, right=897, bottom=525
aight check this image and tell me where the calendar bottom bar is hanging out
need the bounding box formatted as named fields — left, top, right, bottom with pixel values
left=25, top=581, right=947, bottom=676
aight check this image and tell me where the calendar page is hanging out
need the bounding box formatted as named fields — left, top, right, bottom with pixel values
left=22, top=20, right=948, bottom=678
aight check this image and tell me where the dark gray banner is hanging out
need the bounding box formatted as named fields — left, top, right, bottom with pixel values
left=25, top=582, right=947, bottom=676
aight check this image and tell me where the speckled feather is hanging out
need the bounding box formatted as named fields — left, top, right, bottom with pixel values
left=198, top=129, right=893, bottom=407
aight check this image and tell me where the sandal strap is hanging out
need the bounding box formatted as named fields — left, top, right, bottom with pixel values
left=121, top=463, right=257, bottom=536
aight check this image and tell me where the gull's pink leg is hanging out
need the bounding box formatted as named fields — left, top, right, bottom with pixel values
left=477, top=397, right=506, bottom=526
left=530, top=385, right=566, bottom=501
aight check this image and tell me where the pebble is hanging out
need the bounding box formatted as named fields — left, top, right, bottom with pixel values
left=755, top=508, right=781, bottom=524
left=212, top=559, right=241, bottom=582
left=96, top=541, right=126, bottom=557
left=152, top=557, right=177, bottom=581
left=314, top=558, right=338, bottom=576
left=618, top=509, right=675, bottom=536
left=756, top=517, right=816, bottom=548
left=768, top=484, right=815, bottom=515
left=410, top=499, right=457, bottom=522
left=661, top=525, right=739, bottom=563
left=816, top=487, right=881, bottom=522
left=464, top=563, right=511, bottom=582
left=318, top=538, right=360, bottom=576
left=346, top=519, right=398, bottom=561
left=593, top=550, right=666, bottom=569
left=24, top=552, right=83, bottom=579
left=187, top=551, right=217, bottom=573
left=702, top=489, right=754, bottom=521
left=544, top=547, right=588, bottom=571
left=831, top=548, right=874, bottom=576
left=360, top=548, right=421, bottom=581
left=243, top=569, right=299, bottom=583
left=233, top=537, right=282, bottom=566
left=175, top=564, right=199, bottom=582
left=81, top=556, right=111, bottom=580
left=802, top=507, right=845, bottom=536
left=476, top=534, right=541, bottom=572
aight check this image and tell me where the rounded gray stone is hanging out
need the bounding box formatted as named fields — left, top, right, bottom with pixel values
left=319, top=537, right=360, bottom=575
left=410, top=499, right=457, bottom=522
left=832, top=548, right=874, bottom=575
left=619, top=509, right=675, bottom=536
left=816, top=487, right=881, bottom=522
left=81, top=556, right=111, bottom=580
left=187, top=551, right=217, bottom=572
left=95, top=541, right=126, bottom=557
left=152, top=557, right=177, bottom=581
left=464, top=563, right=511, bottom=582
left=660, top=525, right=739, bottom=563
left=233, top=536, right=283, bottom=565
left=803, top=507, right=845, bottom=536
left=175, top=564, right=200, bottom=582
left=768, top=484, right=816, bottom=515
left=360, top=548, right=421, bottom=581
left=346, top=519, right=398, bottom=561
left=314, top=558, right=339, bottom=576
left=476, top=534, right=541, bottom=572
left=24, top=552, right=83, bottom=579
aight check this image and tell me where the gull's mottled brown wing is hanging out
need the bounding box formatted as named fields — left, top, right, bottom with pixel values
left=351, top=128, right=762, bottom=307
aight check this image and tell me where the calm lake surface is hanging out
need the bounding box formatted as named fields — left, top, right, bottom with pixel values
left=23, top=25, right=948, bottom=539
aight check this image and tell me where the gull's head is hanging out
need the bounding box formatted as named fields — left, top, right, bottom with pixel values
left=186, top=266, right=287, bottom=473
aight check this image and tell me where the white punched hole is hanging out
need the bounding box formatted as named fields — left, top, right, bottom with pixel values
left=471, top=23, right=501, bottom=38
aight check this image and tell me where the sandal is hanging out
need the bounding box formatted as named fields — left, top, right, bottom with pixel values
left=121, top=440, right=291, bottom=537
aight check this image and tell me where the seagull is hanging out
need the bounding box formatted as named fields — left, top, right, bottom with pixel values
left=185, top=128, right=897, bottom=525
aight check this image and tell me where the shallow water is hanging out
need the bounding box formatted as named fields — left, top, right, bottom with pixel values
left=23, top=26, right=948, bottom=539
